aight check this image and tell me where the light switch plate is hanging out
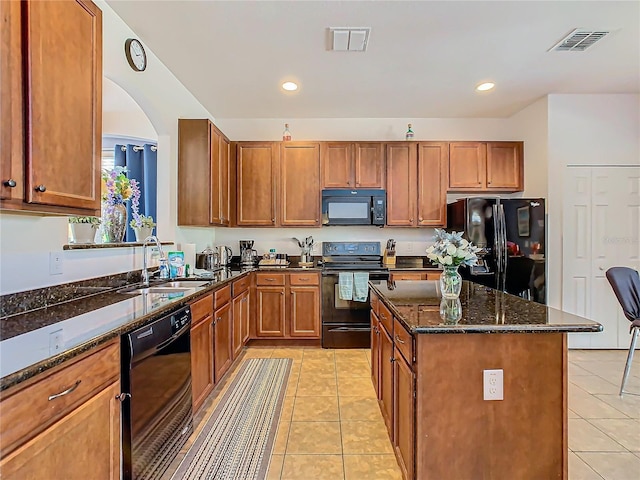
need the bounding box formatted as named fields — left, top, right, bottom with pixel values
left=49, top=251, right=64, bottom=275
left=483, top=369, right=504, bottom=401
left=49, top=329, right=64, bottom=355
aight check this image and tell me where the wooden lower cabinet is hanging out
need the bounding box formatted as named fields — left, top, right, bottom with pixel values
left=190, top=314, right=214, bottom=413
left=389, top=271, right=441, bottom=281
left=393, top=347, right=415, bottom=480
left=371, top=310, right=381, bottom=399
left=214, top=301, right=233, bottom=382
left=0, top=381, right=121, bottom=480
left=379, top=322, right=394, bottom=438
left=232, top=289, right=250, bottom=357
left=289, top=286, right=320, bottom=337
left=256, top=286, right=286, bottom=337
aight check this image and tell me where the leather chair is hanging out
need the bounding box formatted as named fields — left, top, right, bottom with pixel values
left=605, top=267, right=640, bottom=397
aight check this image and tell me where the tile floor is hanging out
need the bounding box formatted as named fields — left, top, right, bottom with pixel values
left=170, top=347, right=639, bottom=480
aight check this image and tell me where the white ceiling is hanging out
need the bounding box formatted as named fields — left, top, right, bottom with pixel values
left=107, top=0, right=640, bottom=119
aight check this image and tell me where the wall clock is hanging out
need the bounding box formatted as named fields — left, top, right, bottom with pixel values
left=124, top=38, right=147, bottom=72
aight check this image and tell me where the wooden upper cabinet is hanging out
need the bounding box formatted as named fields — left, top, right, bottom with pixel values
left=321, top=142, right=385, bottom=188
left=448, top=142, right=486, bottom=190
left=178, top=119, right=232, bottom=226
left=386, top=143, right=417, bottom=226
left=0, top=0, right=23, bottom=202
left=449, top=141, right=523, bottom=192
left=486, top=142, right=523, bottom=191
left=321, top=143, right=352, bottom=187
left=236, top=142, right=279, bottom=226
left=417, top=142, right=449, bottom=226
left=2, top=0, right=102, bottom=214
left=280, top=142, right=321, bottom=226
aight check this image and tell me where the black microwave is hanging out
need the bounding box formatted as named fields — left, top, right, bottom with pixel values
left=321, top=189, right=386, bottom=226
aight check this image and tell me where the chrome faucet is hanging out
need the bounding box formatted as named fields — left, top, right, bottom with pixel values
left=141, top=235, right=166, bottom=287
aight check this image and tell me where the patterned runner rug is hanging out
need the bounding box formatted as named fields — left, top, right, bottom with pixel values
left=171, top=358, right=291, bottom=480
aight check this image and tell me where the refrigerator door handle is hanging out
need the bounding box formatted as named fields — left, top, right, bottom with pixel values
left=492, top=204, right=502, bottom=273
left=498, top=204, right=508, bottom=292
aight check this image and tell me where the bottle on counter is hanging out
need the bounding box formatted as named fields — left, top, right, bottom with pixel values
left=405, top=123, right=414, bottom=141
left=159, top=258, right=169, bottom=279
left=283, top=123, right=292, bottom=141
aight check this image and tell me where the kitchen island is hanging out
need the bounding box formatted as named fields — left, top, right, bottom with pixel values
left=369, top=280, right=602, bottom=480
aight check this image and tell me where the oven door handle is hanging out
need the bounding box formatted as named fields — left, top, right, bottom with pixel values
left=328, top=326, right=371, bottom=332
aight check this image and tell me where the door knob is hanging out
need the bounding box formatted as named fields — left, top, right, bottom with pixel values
left=35, top=185, right=46, bottom=192
left=3, top=179, right=16, bottom=187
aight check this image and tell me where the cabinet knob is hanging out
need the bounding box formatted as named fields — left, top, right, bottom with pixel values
left=271, top=218, right=275, bottom=223
left=115, top=393, right=131, bottom=402
left=3, top=179, right=16, bottom=188
left=419, top=217, right=423, bottom=222
left=347, top=181, right=351, bottom=186
left=35, top=185, right=46, bottom=193
left=410, top=218, right=414, bottom=223
left=390, top=357, right=395, bottom=363
left=395, top=334, right=405, bottom=344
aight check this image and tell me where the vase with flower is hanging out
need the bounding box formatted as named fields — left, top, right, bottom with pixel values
left=101, top=167, right=136, bottom=243
left=128, top=178, right=156, bottom=241
left=426, top=229, right=480, bottom=299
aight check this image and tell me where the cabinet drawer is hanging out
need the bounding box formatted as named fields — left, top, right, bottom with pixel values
left=391, top=272, right=424, bottom=281
left=378, top=301, right=393, bottom=336
left=256, top=273, right=286, bottom=286
left=289, top=272, right=319, bottom=286
left=214, top=285, right=231, bottom=308
left=370, top=291, right=379, bottom=316
left=393, top=317, right=413, bottom=364
left=232, top=275, right=250, bottom=297
left=190, top=293, right=213, bottom=323
left=425, top=271, right=441, bottom=281
left=0, top=340, right=120, bottom=457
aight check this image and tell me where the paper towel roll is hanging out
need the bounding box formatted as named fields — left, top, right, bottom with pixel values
left=182, top=243, right=196, bottom=271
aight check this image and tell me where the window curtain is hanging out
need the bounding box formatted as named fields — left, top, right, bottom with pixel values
left=114, top=144, right=158, bottom=242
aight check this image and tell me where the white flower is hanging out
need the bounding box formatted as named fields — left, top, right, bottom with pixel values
left=427, top=253, right=438, bottom=260
left=446, top=244, right=457, bottom=255
left=442, top=255, right=453, bottom=265
left=460, top=239, right=469, bottom=248
left=426, top=246, right=435, bottom=254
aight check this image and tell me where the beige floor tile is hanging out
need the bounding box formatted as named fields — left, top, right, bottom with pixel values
left=570, top=350, right=630, bottom=362
left=343, top=454, right=403, bottom=480
left=271, top=348, right=305, bottom=360
left=292, top=396, right=340, bottom=422
left=273, top=422, right=291, bottom=455
left=334, top=350, right=370, bottom=362
left=280, top=396, right=295, bottom=422
left=243, top=348, right=274, bottom=358
left=303, top=349, right=336, bottom=360
left=335, top=358, right=370, bottom=371
left=296, top=378, right=338, bottom=396
left=341, top=421, right=394, bottom=454
left=598, top=393, right=640, bottom=418
left=338, top=375, right=377, bottom=397
left=569, top=419, right=626, bottom=452
left=589, top=418, right=640, bottom=451
left=574, top=361, right=628, bottom=380
left=336, top=363, right=371, bottom=378
left=568, top=452, right=604, bottom=480
left=281, top=455, right=345, bottom=480
left=339, top=396, right=383, bottom=421
left=286, top=422, right=343, bottom=454
left=266, top=454, right=284, bottom=480
left=569, top=409, right=581, bottom=419
left=299, top=366, right=337, bottom=379
left=569, top=386, right=629, bottom=419
left=571, top=375, right=621, bottom=395
left=577, top=452, right=640, bottom=480
left=570, top=362, right=597, bottom=376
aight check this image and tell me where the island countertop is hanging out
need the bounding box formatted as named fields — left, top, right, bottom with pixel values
left=370, top=280, right=603, bottom=334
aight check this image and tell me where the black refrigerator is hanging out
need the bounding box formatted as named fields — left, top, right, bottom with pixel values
left=447, top=197, right=546, bottom=304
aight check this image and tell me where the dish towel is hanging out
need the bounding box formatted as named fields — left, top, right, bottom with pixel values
left=353, top=272, right=370, bottom=302
left=338, top=272, right=354, bottom=300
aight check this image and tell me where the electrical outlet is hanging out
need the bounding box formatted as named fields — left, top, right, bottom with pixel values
left=483, top=369, right=504, bottom=401
left=406, top=242, right=414, bottom=254
left=49, top=329, right=64, bottom=355
left=49, top=251, right=64, bottom=275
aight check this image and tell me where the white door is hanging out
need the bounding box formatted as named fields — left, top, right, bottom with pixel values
left=564, top=166, right=640, bottom=349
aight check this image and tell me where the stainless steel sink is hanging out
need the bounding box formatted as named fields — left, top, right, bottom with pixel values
left=121, top=287, right=193, bottom=295
left=158, top=281, right=210, bottom=288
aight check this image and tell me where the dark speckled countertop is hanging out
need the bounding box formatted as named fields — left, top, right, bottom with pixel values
left=371, top=280, right=603, bottom=335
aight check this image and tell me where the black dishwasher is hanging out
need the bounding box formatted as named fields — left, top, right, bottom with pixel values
left=121, top=305, right=193, bottom=480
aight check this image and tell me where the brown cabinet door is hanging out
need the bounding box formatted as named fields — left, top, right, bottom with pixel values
left=417, top=142, right=448, bottom=226
left=237, top=142, right=279, bottom=226
left=289, top=286, right=320, bottom=338
left=281, top=142, right=321, bottom=226
left=0, top=0, right=23, bottom=202
left=24, top=0, right=102, bottom=210
left=448, top=142, right=486, bottom=190
left=486, top=142, right=523, bottom=191
left=394, top=347, right=415, bottom=480
left=354, top=143, right=385, bottom=188
left=209, top=125, right=222, bottom=224
left=379, top=323, right=394, bottom=438
left=0, top=381, right=121, bottom=480
left=371, top=311, right=381, bottom=399
left=191, top=315, right=214, bottom=412
left=219, top=136, right=231, bottom=225
left=321, top=142, right=353, bottom=188
left=232, top=290, right=250, bottom=358
left=256, top=286, right=286, bottom=337
left=178, top=119, right=211, bottom=226
left=386, top=143, right=417, bottom=226
left=214, top=302, right=233, bottom=383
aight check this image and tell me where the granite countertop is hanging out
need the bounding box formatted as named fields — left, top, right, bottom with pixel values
left=371, top=280, right=603, bottom=335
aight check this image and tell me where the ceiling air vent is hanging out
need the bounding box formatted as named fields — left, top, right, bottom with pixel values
left=329, top=28, right=371, bottom=52
left=549, top=28, right=611, bottom=52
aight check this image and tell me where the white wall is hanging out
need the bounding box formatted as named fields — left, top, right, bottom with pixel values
left=547, top=94, right=640, bottom=309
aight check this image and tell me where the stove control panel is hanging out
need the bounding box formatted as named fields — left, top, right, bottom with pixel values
left=322, top=242, right=381, bottom=256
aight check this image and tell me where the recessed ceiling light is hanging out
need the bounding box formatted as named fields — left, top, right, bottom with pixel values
left=282, top=81, right=298, bottom=91
left=476, top=82, right=495, bottom=92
